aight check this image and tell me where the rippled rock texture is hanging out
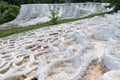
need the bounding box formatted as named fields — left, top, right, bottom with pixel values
left=0, top=3, right=111, bottom=29
left=0, top=12, right=120, bottom=80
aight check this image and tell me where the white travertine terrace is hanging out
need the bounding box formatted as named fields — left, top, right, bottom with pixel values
left=101, top=70, right=120, bottom=80
left=0, top=11, right=120, bottom=80
left=0, top=3, right=111, bottom=29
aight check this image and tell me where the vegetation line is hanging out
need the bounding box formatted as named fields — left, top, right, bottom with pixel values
left=0, top=11, right=113, bottom=38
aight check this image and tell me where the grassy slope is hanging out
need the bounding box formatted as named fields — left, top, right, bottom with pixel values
left=0, top=11, right=113, bottom=38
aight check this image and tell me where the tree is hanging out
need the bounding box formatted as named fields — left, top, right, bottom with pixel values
left=0, top=1, right=8, bottom=13
left=2, top=5, right=19, bottom=23
left=101, top=0, right=120, bottom=12
left=0, top=1, right=8, bottom=24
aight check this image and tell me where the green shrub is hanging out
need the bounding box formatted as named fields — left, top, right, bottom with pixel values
left=0, top=1, right=8, bottom=24
left=9, top=5, right=20, bottom=15
left=49, top=9, right=59, bottom=25
left=0, top=1, right=8, bottom=13
left=0, top=4, right=19, bottom=24
left=3, top=5, right=19, bottom=21
left=101, top=0, right=120, bottom=12
left=3, top=10, right=16, bottom=22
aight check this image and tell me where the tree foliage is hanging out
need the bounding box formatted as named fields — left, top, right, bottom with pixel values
left=0, top=1, right=8, bottom=13
left=101, top=0, right=120, bottom=12
left=0, top=4, right=19, bottom=24
left=3, top=0, right=101, bottom=6
left=3, top=5, right=19, bottom=21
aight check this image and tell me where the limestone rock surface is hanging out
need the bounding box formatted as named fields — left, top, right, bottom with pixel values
left=101, top=70, right=120, bottom=80
left=0, top=12, right=120, bottom=80
left=0, top=3, right=111, bottom=30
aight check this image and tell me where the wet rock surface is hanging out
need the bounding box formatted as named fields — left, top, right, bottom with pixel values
left=0, top=12, right=120, bottom=80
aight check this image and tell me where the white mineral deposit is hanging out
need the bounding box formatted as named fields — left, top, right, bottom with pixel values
left=0, top=3, right=111, bottom=29
left=0, top=3, right=120, bottom=80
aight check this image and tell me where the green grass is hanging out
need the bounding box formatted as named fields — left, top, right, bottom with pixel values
left=0, top=11, right=113, bottom=38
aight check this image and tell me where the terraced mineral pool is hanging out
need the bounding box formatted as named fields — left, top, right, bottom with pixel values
left=0, top=12, right=120, bottom=80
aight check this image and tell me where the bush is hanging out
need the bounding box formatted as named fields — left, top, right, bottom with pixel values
left=3, top=10, right=16, bottom=22
left=101, top=0, right=120, bottom=12
left=0, top=4, right=19, bottom=24
left=50, top=9, right=59, bottom=25
left=0, top=1, right=8, bottom=24
left=3, top=5, right=19, bottom=21
left=0, top=1, right=8, bottom=13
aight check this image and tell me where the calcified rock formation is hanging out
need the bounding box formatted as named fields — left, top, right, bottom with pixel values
left=0, top=11, right=120, bottom=80
left=0, top=3, right=111, bottom=29
left=101, top=70, right=120, bottom=80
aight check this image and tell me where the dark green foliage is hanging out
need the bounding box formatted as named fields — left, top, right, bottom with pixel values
left=71, top=0, right=100, bottom=2
left=0, top=1, right=8, bottom=13
left=3, top=10, right=16, bottom=21
left=50, top=9, right=59, bottom=25
left=101, top=0, right=120, bottom=12
left=0, top=1, right=8, bottom=24
left=0, top=4, right=19, bottom=24
left=3, top=0, right=101, bottom=6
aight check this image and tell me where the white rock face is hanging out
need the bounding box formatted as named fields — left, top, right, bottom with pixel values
left=93, top=28, right=120, bottom=41
left=0, top=3, right=111, bottom=29
left=101, top=70, right=120, bottom=80
left=0, top=12, right=120, bottom=80
left=103, top=43, right=120, bottom=70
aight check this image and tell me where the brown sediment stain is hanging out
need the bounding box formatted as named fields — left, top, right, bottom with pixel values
left=17, top=54, right=27, bottom=58
left=83, top=64, right=103, bottom=80
left=34, top=46, right=49, bottom=60
left=25, top=68, right=37, bottom=78
left=45, top=38, right=52, bottom=42
left=25, top=44, right=36, bottom=50
left=18, top=75, right=27, bottom=80
left=31, top=77, right=38, bottom=80
left=16, top=56, right=29, bottom=66
left=31, top=46, right=41, bottom=51
left=49, top=33, right=58, bottom=36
